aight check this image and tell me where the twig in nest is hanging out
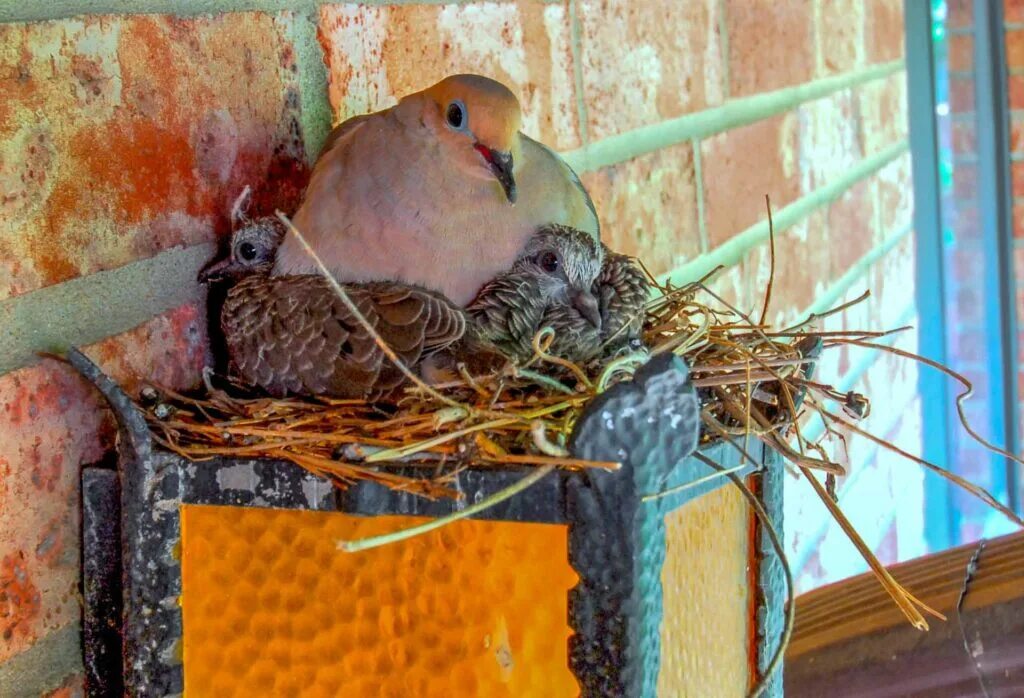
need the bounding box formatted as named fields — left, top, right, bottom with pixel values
left=758, top=194, right=776, bottom=327
left=275, top=210, right=469, bottom=413
left=828, top=337, right=1024, bottom=477
left=641, top=463, right=750, bottom=502
left=801, top=466, right=944, bottom=630
left=337, top=465, right=557, bottom=552
left=821, top=406, right=1023, bottom=527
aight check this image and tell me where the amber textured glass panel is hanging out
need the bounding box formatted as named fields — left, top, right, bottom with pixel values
left=657, top=487, right=751, bottom=697
left=180, top=505, right=577, bottom=697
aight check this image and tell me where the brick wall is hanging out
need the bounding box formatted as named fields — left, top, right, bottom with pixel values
left=0, top=1, right=916, bottom=691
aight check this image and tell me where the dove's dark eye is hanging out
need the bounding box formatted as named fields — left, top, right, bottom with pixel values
left=446, top=101, right=465, bottom=128
left=238, top=242, right=257, bottom=261
left=538, top=251, right=560, bottom=273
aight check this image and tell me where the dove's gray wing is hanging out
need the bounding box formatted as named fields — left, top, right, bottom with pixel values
left=221, top=276, right=466, bottom=398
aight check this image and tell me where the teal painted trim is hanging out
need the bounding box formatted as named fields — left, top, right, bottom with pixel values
left=906, top=0, right=956, bottom=550
left=976, top=0, right=1021, bottom=514
left=659, top=141, right=909, bottom=287
left=0, top=0, right=531, bottom=23
left=0, top=623, right=82, bottom=697
left=561, top=60, right=904, bottom=173
left=0, top=244, right=213, bottom=377
left=282, top=10, right=332, bottom=166
left=799, top=223, right=913, bottom=319
left=692, top=138, right=709, bottom=254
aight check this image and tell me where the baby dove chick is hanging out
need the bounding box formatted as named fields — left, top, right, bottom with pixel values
left=596, top=249, right=649, bottom=353
left=273, top=74, right=600, bottom=306
left=466, top=225, right=647, bottom=363
left=199, top=219, right=466, bottom=399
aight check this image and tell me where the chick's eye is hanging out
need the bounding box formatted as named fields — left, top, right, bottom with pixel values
left=446, top=102, right=465, bottom=128
left=538, top=252, right=560, bottom=273
left=238, top=242, right=257, bottom=261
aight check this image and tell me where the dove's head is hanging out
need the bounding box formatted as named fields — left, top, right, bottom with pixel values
left=514, top=225, right=605, bottom=330
left=198, top=217, right=285, bottom=283
left=408, top=74, right=522, bottom=204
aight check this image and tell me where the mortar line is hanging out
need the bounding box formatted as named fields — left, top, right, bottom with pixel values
left=0, top=244, right=214, bottom=377
left=561, top=60, right=904, bottom=173
left=717, top=0, right=731, bottom=100
left=0, top=623, right=83, bottom=697
left=812, top=0, right=823, bottom=77
left=567, top=0, right=591, bottom=154
left=659, top=140, right=909, bottom=287
left=692, top=138, right=709, bottom=255
left=282, top=8, right=332, bottom=165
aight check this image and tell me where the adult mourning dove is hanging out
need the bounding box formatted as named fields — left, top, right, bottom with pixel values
left=199, top=218, right=466, bottom=399
left=466, top=225, right=649, bottom=363
left=273, top=74, right=600, bottom=306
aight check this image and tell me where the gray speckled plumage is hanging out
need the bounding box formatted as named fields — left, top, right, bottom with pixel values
left=466, top=225, right=650, bottom=363
left=200, top=217, right=466, bottom=399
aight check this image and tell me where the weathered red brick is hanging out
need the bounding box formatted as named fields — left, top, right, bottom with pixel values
left=578, top=142, right=700, bottom=276
left=725, top=1, right=813, bottom=96
left=1007, top=30, right=1024, bottom=69
left=1009, top=0, right=1024, bottom=25
left=0, top=302, right=205, bottom=661
left=953, top=161, right=978, bottom=200
left=947, top=0, right=973, bottom=29
left=947, top=34, right=973, bottom=72
left=1008, top=74, right=1024, bottom=111
left=1012, top=161, right=1024, bottom=198
left=828, top=179, right=877, bottom=278
left=0, top=14, right=308, bottom=302
left=948, top=77, right=976, bottom=113
left=701, top=114, right=800, bottom=248
left=818, top=0, right=866, bottom=76
left=865, top=0, right=904, bottom=62
left=318, top=2, right=581, bottom=150
left=1011, top=118, right=1024, bottom=152
left=857, top=73, right=908, bottom=155
left=802, top=89, right=866, bottom=192
left=575, top=0, right=723, bottom=140
left=952, top=119, right=977, bottom=155
left=1014, top=202, right=1024, bottom=237
left=876, top=153, right=913, bottom=234
left=952, top=202, right=980, bottom=233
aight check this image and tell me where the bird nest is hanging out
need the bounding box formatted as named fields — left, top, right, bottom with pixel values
left=136, top=215, right=1022, bottom=634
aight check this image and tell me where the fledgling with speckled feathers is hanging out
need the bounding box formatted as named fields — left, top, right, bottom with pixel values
left=466, top=224, right=649, bottom=364
left=273, top=74, right=600, bottom=306
left=198, top=217, right=466, bottom=400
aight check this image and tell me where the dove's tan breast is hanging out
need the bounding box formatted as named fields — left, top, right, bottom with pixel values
left=276, top=115, right=599, bottom=306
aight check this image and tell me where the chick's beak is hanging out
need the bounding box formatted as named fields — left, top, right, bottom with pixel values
left=197, top=256, right=234, bottom=284
left=475, top=144, right=517, bottom=204
left=572, top=289, right=602, bottom=329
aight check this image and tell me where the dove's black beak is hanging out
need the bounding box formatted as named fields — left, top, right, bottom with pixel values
left=198, top=255, right=234, bottom=284
left=572, top=289, right=602, bottom=329
left=476, top=144, right=517, bottom=204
